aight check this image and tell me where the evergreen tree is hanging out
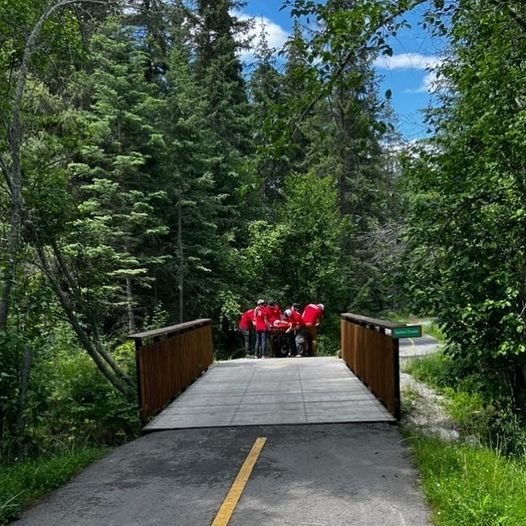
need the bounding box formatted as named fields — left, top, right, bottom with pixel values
left=278, top=18, right=314, bottom=176
left=65, top=21, right=167, bottom=333
left=157, top=41, right=222, bottom=322
left=249, top=28, right=286, bottom=202
left=194, top=0, right=251, bottom=148
left=192, top=0, right=255, bottom=228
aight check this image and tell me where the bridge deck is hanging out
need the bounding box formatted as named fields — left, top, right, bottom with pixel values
left=144, top=357, right=394, bottom=431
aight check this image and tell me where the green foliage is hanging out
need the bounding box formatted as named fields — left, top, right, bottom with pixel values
left=34, top=346, right=138, bottom=447
left=405, top=351, right=454, bottom=391
left=406, top=434, right=526, bottom=526
left=279, top=172, right=347, bottom=305
left=422, top=320, right=445, bottom=342
left=406, top=351, right=526, bottom=455
left=0, top=446, right=108, bottom=525
left=1, top=0, right=411, bottom=473
left=62, top=19, right=169, bottom=329
left=403, top=0, right=526, bottom=419
left=1, top=323, right=139, bottom=462
left=441, top=388, right=489, bottom=438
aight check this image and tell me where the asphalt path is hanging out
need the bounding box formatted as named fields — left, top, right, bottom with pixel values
left=15, top=424, right=430, bottom=526
left=399, top=335, right=440, bottom=360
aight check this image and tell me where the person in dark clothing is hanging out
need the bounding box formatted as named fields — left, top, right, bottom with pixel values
left=283, top=308, right=306, bottom=357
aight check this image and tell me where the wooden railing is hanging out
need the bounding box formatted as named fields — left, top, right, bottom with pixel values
left=340, top=313, right=402, bottom=419
left=129, top=319, right=214, bottom=422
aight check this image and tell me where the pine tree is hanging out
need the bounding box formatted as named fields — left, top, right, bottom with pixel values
left=157, top=40, right=222, bottom=321
left=276, top=19, right=319, bottom=179
left=249, top=28, right=286, bottom=202
left=192, top=0, right=254, bottom=224
left=65, top=20, right=168, bottom=333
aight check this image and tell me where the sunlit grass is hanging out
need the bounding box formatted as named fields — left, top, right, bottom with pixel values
left=406, top=434, right=526, bottom=526
left=0, top=447, right=108, bottom=525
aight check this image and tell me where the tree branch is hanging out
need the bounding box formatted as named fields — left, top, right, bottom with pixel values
left=0, top=0, right=121, bottom=332
left=292, top=0, right=427, bottom=134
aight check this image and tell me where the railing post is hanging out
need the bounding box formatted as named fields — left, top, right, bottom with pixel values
left=392, top=336, right=401, bottom=420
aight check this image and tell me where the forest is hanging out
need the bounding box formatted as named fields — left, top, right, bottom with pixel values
left=1, top=0, right=526, bottom=495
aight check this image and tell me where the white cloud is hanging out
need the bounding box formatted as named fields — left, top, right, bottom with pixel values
left=405, top=70, right=447, bottom=94
left=374, top=52, right=440, bottom=70
left=375, top=52, right=444, bottom=94
left=420, top=70, right=439, bottom=92
left=236, top=14, right=289, bottom=62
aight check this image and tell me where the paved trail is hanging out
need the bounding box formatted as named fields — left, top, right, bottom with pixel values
left=15, top=343, right=438, bottom=526
left=15, top=424, right=430, bottom=526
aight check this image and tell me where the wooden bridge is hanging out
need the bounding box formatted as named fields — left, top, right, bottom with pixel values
left=129, top=314, right=419, bottom=429
left=16, top=315, right=432, bottom=525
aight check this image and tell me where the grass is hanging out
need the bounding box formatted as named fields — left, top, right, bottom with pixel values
left=421, top=319, right=445, bottom=341
left=405, top=433, right=526, bottom=526
left=404, top=348, right=526, bottom=524
left=0, top=446, right=108, bottom=525
left=401, top=386, right=421, bottom=415
left=404, top=351, right=453, bottom=389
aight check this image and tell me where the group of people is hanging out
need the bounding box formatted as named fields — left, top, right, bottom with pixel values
left=238, top=300, right=324, bottom=358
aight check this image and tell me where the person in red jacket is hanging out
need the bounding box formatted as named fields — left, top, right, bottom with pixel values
left=301, top=303, right=324, bottom=356
left=238, top=307, right=255, bottom=357
left=253, top=299, right=269, bottom=358
left=283, top=308, right=306, bottom=357
left=266, top=300, right=282, bottom=356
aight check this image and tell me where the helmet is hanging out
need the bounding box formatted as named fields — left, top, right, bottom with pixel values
left=257, top=299, right=265, bottom=305
left=318, top=303, right=325, bottom=311
left=284, top=309, right=292, bottom=317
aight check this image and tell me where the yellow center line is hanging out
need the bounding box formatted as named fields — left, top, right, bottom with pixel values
left=211, top=437, right=267, bottom=526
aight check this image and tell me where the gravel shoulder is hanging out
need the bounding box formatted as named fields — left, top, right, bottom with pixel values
left=399, top=336, right=459, bottom=442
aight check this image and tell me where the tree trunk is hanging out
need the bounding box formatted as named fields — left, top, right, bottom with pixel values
left=15, top=345, right=33, bottom=435
left=49, top=241, right=134, bottom=388
left=35, top=240, right=133, bottom=398
left=177, top=188, right=184, bottom=323
left=126, top=276, right=137, bottom=333
left=0, top=0, right=114, bottom=329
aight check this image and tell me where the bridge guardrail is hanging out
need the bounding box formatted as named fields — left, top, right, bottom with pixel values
left=129, top=319, right=213, bottom=423
left=341, top=313, right=421, bottom=420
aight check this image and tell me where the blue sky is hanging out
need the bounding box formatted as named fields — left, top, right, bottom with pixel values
left=241, top=1, right=445, bottom=140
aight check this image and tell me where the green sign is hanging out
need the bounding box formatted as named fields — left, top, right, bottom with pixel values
left=392, top=325, right=422, bottom=339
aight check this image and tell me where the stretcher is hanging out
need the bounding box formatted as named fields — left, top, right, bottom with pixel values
left=268, top=320, right=296, bottom=357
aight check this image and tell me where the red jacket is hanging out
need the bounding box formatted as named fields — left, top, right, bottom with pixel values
left=254, top=305, right=268, bottom=332
left=302, top=304, right=323, bottom=325
left=266, top=304, right=282, bottom=325
left=239, top=309, right=254, bottom=331
left=287, top=309, right=305, bottom=330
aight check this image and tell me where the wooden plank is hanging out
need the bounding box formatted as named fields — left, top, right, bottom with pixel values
left=134, top=322, right=214, bottom=423
left=129, top=319, right=212, bottom=340
left=145, top=358, right=395, bottom=431
left=340, top=316, right=400, bottom=420
left=341, top=312, right=400, bottom=330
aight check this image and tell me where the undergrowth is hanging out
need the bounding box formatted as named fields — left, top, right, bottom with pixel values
left=405, top=351, right=526, bottom=456
left=405, top=433, right=526, bottom=526
left=404, top=349, right=526, bottom=525
left=0, top=447, right=108, bottom=525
